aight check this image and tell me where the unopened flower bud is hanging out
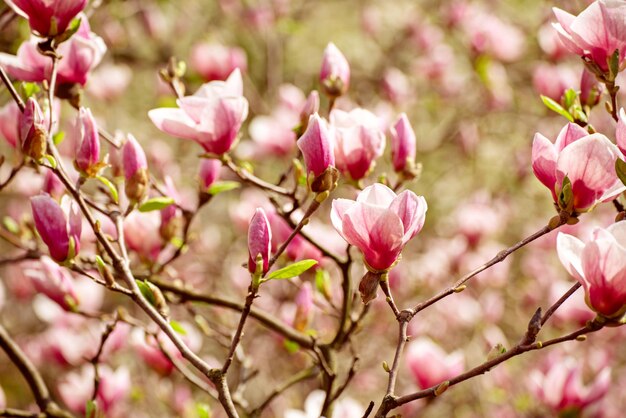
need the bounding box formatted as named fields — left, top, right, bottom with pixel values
left=320, top=43, right=350, bottom=97
left=74, top=107, right=102, bottom=176
left=247, top=208, right=271, bottom=275
left=20, top=98, right=47, bottom=161
left=297, top=113, right=337, bottom=192
left=390, top=113, right=417, bottom=174
left=11, top=0, right=87, bottom=37
left=293, top=282, right=314, bottom=331
left=122, top=134, right=149, bottom=204
left=31, top=194, right=82, bottom=263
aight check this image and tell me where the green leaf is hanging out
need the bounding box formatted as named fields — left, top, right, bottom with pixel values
left=53, top=131, right=65, bottom=145
left=541, top=95, right=574, bottom=122
left=136, top=280, right=156, bottom=306
left=207, top=181, right=241, bottom=196
left=170, top=320, right=188, bottom=335
left=138, top=196, right=175, bottom=212
left=284, top=339, right=300, bottom=353
left=558, top=175, right=574, bottom=211
left=563, top=88, right=577, bottom=110
left=85, top=399, right=97, bottom=418
left=95, top=176, right=119, bottom=203
left=196, top=403, right=211, bottom=418
left=20, top=82, right=40, bottom=99
left=264, top=259, right=318, bottom=282
left=44, top=154, right=57, bottom=169
left=616, top=159, right=626, bottom=187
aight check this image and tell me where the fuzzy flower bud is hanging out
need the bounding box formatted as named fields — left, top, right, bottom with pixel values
left=299, top=91, right=320, bottom=132
left=122, top=134, right=149, bottom=204
left=297, top=113, right=338, bottom=193
left=74, top=107, right=101, bottom=176
left=20, top=98, right=47, bottom=161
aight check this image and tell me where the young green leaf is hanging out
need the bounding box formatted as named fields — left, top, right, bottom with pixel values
left=207, top=181, right=241, bottom=195
left=170, top=320, right=188, bottom=335
left=136, top=280, right=156, bottom=306
left=95, top=176, right=119, bottom=203
left=263, top=259, right=318, bottom=281
left=138, top=196, right=175, bottom=212
left=541, top=95, right=574, bottom=122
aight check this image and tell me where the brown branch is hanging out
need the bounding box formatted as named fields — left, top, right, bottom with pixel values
left=410, top=217, right=567, bottom=318
left=220, top=155, right=292, bottom=197
left=222, top=284, right=258, bottom=374
left=149, top=277, right=314, bottom=348
left=249, top=366, right=319, bottom=417
left=0, top=65, right=25, bottom=111
left=0, top=323, right=74, bottom=418
left=0, top=159, right=26, bottom=192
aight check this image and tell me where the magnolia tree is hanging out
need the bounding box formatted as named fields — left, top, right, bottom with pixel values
left=1, top=0, right=626, bottom=417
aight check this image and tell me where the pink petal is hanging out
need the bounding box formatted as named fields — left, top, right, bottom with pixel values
left=556, top=232, right=586, bottom=284
left=356, top=183, right=396, bottom=207
left=148, top=108, right=199, bottom=141
left=531, top=133, right=558, bottom=194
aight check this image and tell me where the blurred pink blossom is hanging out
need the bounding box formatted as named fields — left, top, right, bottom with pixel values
left=406, top=337, right=464, bottom=389
left=190, top=42, right=247, bottom=81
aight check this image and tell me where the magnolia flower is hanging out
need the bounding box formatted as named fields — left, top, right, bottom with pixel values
left=390, top=113, right=417, bottom=173
left=532, top=64, right=578, bottom=102
left=9, top=0, right=87, bottom=37
left=73, top=107, right=101, bottom=176
left=293, top=282, right=314, bottom=331
left=616, top=108, right=626, bottom=155
left=406, top=337, right=465, bottom=389
left=0, top=17, right=106, bottom=87
left=198, top=158, right=221, bottom=191
left=124, top=210, right=163, bottom=261
left=297, top=113, right=337, bottom=192
left=122, top=134, right=149, bottom=203
left=19, top=97, right=47, bottom=160
left=330, top=108, right=385, bottom=181
left=331, top=183, right=427, bottom=271
left=528, top=356, right=610, bottom=414
left=557, top=222, right=626, bottom=317
left=248, top=208, right=271, bottom=274
left=149, top=69, right=249, bottom=155
left=190, top=42, right=247, bottom=81
left=31, top=195, right=82, bottom=263
left=553, top=0, right=626, bottom=73
left=532, top=123, right=625, bottom=213
left=320, top=43, right=350, bottom=97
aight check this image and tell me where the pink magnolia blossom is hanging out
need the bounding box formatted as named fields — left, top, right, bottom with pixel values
left=553, top=0, right=626, bottom=73
left=31, top=195, right=82, bottom=263
left=557, top=222, right=626, bottom=317
left=580, top=68, right=603, bottom=106
left=297, top=113, right=335, bottom=177
left=381, top=67, right=412, bottom=105
left=406, top=337, right=465, bottom=389
left=300, top=90, right=320, bottom=130
left=0, top=17, right=106, bottom=86
left=132, top=325, right=202, bottom=376
left=331, top=184, right=427, bottom=271
left=330, top=108, right=385, bottom=181
left=122, top=134, right=149, bottom=203
left=248, top=208, right=271, bottom=274
left=538, top=22, right=571, bottom=61
left=24, top=256, right=79, bottom=310
left=190, top=42, right=247, bottom=81
left=148, top=69, right=249, bottom=154
left=73, top=107, right=101, bottom=175
left=0, top=101, right=20, bottom=148
left=532, top=123, right=625, bottom=212
left=248, top=113, right=297, bottom=157
left=19, top=97, right=47, bottom=159
left=529, top=356, right=610, bottom=414
left=9, top=0, right=87, bottom=37
left=320, top=42, right=350, bottom=97
left=198, top=158, right=221, bottom=191
left=389, top=113, right=416, bottom=173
